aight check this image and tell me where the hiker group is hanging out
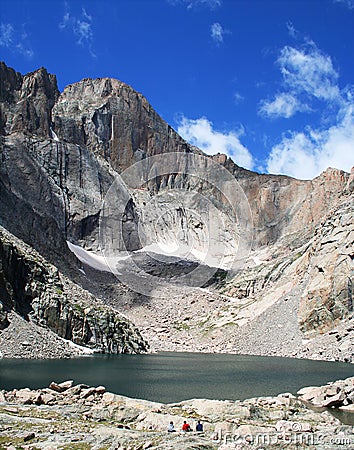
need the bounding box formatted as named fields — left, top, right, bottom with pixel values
left=168, top=420, right=203, bottom=433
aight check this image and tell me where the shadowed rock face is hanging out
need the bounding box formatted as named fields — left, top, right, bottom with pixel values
left=0, top=61, right=352, bottom=352
left=0, top=225, right=148, bottom=354
left=0, top=62, right=59, bottom=137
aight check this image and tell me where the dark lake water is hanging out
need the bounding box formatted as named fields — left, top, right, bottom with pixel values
left=0, top=352, right=353, bottom=404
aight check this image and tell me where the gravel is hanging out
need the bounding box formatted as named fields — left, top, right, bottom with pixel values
left=0, top=312, right=89, bottom=359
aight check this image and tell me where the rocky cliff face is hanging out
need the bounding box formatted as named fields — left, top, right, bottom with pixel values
left=0, top=61, right=352, bottom=359
left=52, top=77, right=191, bottom=169
left=0, top=225, right=148, bottom=356
left=52, top=74, right=349, bottom=249
left=0, top=62, right=349, bottom=253
left=0, top=62, right=58, bottom=137
left=298, top=194, right=353, bottom=335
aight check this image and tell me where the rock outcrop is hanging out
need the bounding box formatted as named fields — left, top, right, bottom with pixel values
left=0, top=62, right=59, bottom=137
left=298, top=196, right=353, bottom=335
left=297, top=376, right=354, bottom=409
left=0, top=225, right=148, bottom=357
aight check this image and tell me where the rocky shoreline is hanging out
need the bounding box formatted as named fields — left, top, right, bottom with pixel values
left=126, top=286, right=354, bottom=364
left=1, top=307, right=354, bottom=362
left=0, top=377, right=354, bottom=449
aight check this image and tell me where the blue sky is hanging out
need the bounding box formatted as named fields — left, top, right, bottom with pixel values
left=0, top=0, right=353, bottom=179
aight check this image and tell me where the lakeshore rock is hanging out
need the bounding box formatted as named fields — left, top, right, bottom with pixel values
left=0, top=378, right=353, bottom=449
left=297, top=376, right=354, bottom=409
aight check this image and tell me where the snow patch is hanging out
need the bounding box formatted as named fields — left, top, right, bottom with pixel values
left=50, top=127, right=60, bottom=142
left=67, top=241, right=135, bottom=275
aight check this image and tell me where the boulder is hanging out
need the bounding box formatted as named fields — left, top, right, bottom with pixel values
left=58, top=380, right=74, bottom=391
left=23, top=432, right=35, bottom=442
left=41, top=387, right=60, bottom=396
left=95, top=385, right=106, bottom=394
left=15, top=388, right=35, bottom=404
left=109, top=405, right=144, bottom=424
left=102, top=392, right=117, bottom=404
left=297, top=379, right=350, bottom=408
left=40, top=393, right=56, bottom=405
left=339, top=404, right=354, bottom=412
left=49, top=381, right=63, bottom=393
left=321, top=391, right=345, bottom=408
left=80, top=387, right=96, bottom=399
left=297, top=386, right=323, bottom=401
left=213, top=420, right=235, bottom=437
left=65, top=385, right=84, bottom=397
left=323, top=385, right=340, bottom=397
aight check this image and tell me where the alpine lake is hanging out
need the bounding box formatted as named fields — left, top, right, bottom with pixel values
left=1, top=352, right=353, bottom=405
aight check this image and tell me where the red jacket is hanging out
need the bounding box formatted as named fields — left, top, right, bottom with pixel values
left=182, top=423, right=191, bottom=431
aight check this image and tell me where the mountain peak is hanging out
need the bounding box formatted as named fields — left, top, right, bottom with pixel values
left=0, top=62, right=59, bottom=137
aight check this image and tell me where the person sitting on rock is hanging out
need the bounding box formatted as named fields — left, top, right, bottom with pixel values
left=182, top=420, right=192, bottom=432
left=196, top=420, right=203, bottom=432
left=167, top=421, right=175, bottom=432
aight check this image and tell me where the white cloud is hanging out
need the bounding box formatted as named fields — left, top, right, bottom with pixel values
left=210, top=22, right=225, bottom=44
left=278, top=45, right=340, bottom=102
left=259, top=93, right=310, bottom=119
left=260, top=40, right=353, bottom=179
left=82, top=8, right=92, bottom=21
left=59, top=7, right=95, bottom=57
left=177, top=116, right=254, bottom=170
left=286, top=21, right=299, bottom=39
left=0, top=23, right=13, bottom=47
left=234, top=92, right=244, bottom=104
left=76, top=20, right=93, bottom=45
left=266, top=100, right=354, bottom=179
left=59, top=12, right=70, bottom=30
left=169, top=0, right=222, bottom=8
left=259, top=43, right=341, bottom=119
left=0, top=22, right=33, bottom=58
left=334, top=0, right=354, bottom=9
left=16, top=43, right=34, bottom=58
